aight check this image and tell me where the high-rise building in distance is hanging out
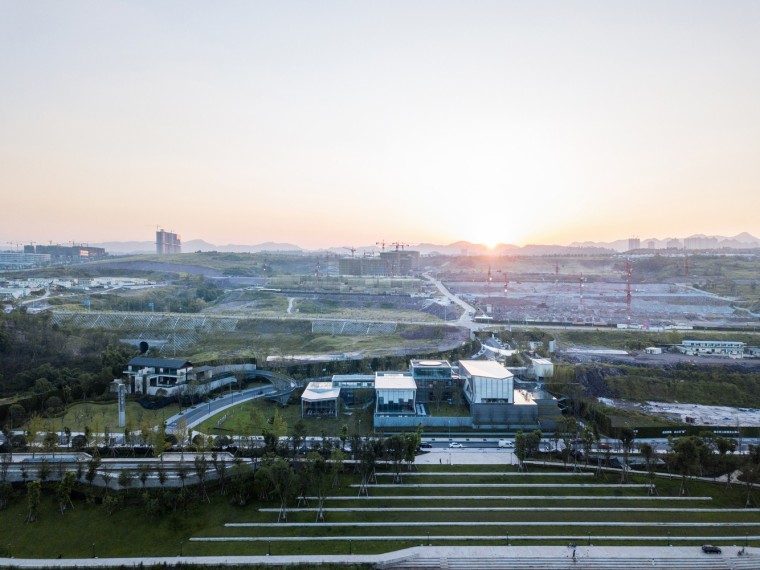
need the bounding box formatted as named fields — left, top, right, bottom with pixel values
left=156, top=229, right=181, bottom=254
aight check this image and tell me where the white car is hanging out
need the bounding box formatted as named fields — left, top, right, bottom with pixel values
left=449, top=442, right=464, bottom=448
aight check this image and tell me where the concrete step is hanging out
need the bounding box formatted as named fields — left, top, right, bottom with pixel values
left=387, top=556, right=733, bottom=570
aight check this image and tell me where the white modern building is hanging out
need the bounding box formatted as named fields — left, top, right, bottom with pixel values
left=677, top=340, right=745, bottom=358
left=527, top=357, right=554, bottom=380
left=301, top=382, right=341, bottom=417
left=459, top=360, right=514, bottom=404
left=375, top=373, right=417, bottom=415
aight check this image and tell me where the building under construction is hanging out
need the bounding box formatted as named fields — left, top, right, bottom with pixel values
left=23, top=244, right=106, bottom=261
left=156, top=229, right=181, bottom=255
left=339, top=249, right=420, bottom=276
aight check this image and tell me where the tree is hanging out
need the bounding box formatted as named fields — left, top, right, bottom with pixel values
left=212, top=452, right=229, bottom=495
left=672, top=436, right=699, bottom=496
left=639, top=443, right=657, bottom=495
left=176, top=418, right=188, bottom=460
left=527, top=430, right=542, bottom=459
left=194, top=455, right=210, bottom=502
left=743, top=445, right=760, bottom=508
left=137, top=464, right=151, bottom=490
left=305, top=452, right=331, bottom=522
left=358, top=438, right=380, bottom=496
left=118, top=469, right=134, bottom=493
left=514, top=431, right=528, bottom=472
left=559, top=417, right=577, bottom=470
left=330, top=448, right=346, bottom=488
left=715, top=436, right=737, bottom=488
left=177, top=464, right=189, bottom=489
left=8, top=404, right=27, bottom=428
left=100, top=467, right=114, bottom=494
left=140, top=417, right=153, bottom=448
left=0, top=481, right=12, bottom=510
left=618, top=428, right=636, bottom=483
left=56, top=472, right=76, bottom=514
left=26, top=414, right=43, bottom=458
left=156, top=462, right=167, bottom=488
left=291, top=420, right=307, bottom=456
left=25, top=480, right=41, bottom=523
left=403, top=432, right=419, bottom=472
left=581, top=428, right=594, bottom=468
left=228, top=461, right=252, bottom=506
left=85, top=456, right=101, bottom=490
left=36, top=459, right=51, bottom=485
left=265, top=457, right=296, bottom=523
left=43, top=430, right=58, bottom=455
left=384, top=435, right=406, bottom=484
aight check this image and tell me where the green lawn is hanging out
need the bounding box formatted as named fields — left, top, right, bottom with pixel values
left=196, top=397, right=376, bottom=438
left=1, top=463, right=756, bottom=559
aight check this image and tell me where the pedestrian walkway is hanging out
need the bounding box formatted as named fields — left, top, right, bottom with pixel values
left=351, top=483, right=650, bottom=488
left=376, top=471, right=594, bottom=477
left=258, top=507, right=758, bottom=513
left=313, top=494, right=712, bottom=501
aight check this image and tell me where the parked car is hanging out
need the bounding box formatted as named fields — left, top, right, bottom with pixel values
left=449, top=442, right=464, bottom=448
left=701, top=545, right=722, bottom=554
left=419, top=443, right=433, bottom=449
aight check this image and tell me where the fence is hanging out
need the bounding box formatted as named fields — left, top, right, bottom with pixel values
left=311, top=320, right=397, bottom=335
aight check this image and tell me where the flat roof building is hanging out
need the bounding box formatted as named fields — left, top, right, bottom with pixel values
left=409, top=359, right=455, bottom=404
left=301, top=382, right=341, bottom=417
left=678, top=339, right=745, bottom=358
left=375, top=373, right=416, bottom=415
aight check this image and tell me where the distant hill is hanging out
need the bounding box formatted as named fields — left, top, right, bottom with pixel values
left=182, top=240, right=303, bottom=253
left=94, top=233, right=760, bottom=256
left=95, top=240, right=303, bottom=255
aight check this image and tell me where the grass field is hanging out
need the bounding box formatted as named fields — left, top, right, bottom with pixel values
left=54, top=400, right=176, bottom=433
left=195, top=397, right=375, bottom=438
left=1, top=463, right=756, bottom=559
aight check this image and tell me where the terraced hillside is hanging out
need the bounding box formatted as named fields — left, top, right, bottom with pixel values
left=186, top=464, right=759, bottom=556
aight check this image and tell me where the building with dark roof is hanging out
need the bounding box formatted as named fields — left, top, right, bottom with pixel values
left=124, top=357, right=193, bottom=396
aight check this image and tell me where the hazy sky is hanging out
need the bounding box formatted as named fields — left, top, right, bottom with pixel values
left=2, top=1, right=759, bottom=249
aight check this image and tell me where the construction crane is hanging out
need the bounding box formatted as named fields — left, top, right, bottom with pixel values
left=343, top=247, right=357, bottom=258
left=375, top=240, right=386, bottom=252
left=389, top=241, right=409, bottom=251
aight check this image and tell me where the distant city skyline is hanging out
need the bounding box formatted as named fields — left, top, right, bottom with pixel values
left=2, top=1, right=759, bottom=249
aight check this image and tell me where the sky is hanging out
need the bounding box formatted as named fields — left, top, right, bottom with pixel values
left=1, top=1, right=759, bottom=250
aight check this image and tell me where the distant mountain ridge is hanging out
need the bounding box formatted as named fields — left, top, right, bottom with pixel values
left=93, top=232, right=760, bottom=256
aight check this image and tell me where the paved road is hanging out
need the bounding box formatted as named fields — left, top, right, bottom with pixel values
left=166, top=386, right=275, bottom=431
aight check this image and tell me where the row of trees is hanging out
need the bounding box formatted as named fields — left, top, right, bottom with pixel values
left=1, top=431, right=425, bottom=524
left=513, top=419, right=760, bottom=507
